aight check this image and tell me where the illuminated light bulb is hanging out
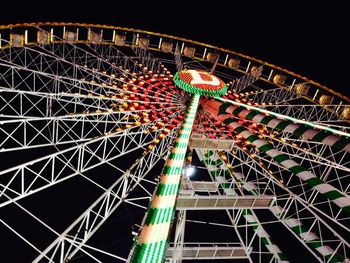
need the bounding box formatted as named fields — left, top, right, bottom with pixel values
left=185, top=166, right=195, bottom=177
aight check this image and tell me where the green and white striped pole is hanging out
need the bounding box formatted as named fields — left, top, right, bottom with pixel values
left=217, top=101, right=350, bottom=153
left=199, top=150, right=290, bottom=263
left=129, top=94, right=199, bottom=263
left=219, top=154, right=346, bottom=263
left=202, top=100, right=350, bottom=215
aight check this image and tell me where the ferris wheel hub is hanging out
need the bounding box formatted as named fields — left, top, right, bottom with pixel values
left=174, top=69, right=227, bottom=97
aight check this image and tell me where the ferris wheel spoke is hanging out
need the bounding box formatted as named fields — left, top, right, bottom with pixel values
left=258, top=138, right=350, bottom=222
left=36, top=35, right=182, bottom=102
left=0, top=62, right=112, bottom=97
left=216, top=99, right=350, bottom=153
left=0, top=90, right=187, bottom=152
left=227, top=65, right=263, bottom=94
left=196, top=149, right=289, bottom=262
left=247, top=85, right=302, bottom=104
left=64, top=238, right=127, bottom=262
left=224, top=150, right=350, bottom=261
left=33, top=123, right=177, bottom=263
left=1, top=40, right=182, bottom=104
left=34, top=37, right=127, bottom=81
left=0, top=39, right=110, bottom=86
left=267, top=133, right=350, bottom=181
left=257, top=155, right=350, bottom=226
left=259, top=104, right=350, bottom=123
left=0, top=118, right=178, bottom=208
left=87, top=44, right=142, bottom=75
left=0, top=218, right=52, bottom=261
left=0, top=111, right=141, bottom=152
left=203, top=101, right=350, bottom=215
left=88, top=44, right=182, bottom=102
left=132, top=35, right=164, bottom=74
left=263, top=133, right=350, bottom=174
left=0, top=90, right=125, bottom=118
left=0, top=62, right=184, bottom=115
left=174, top=43, right=184, bottom=71
left=230, top=144, right=350, bottom=235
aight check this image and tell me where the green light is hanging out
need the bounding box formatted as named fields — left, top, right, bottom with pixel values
left=216, top=97, right=350, bottom=139
left=130, top=95, right=200, bottom=263
left=174, top=72, right=227, bottom=97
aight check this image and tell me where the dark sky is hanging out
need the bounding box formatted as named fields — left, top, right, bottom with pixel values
left=1, top=1, right=350, bottom=98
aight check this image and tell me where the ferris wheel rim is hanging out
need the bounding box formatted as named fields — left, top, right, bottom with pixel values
left=1, top=21, right=349, bottom=103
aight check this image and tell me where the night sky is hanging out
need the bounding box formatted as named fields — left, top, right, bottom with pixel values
left=1, top=1, right=349, bottom=262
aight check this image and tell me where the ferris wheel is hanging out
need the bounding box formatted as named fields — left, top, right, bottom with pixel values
left=0, top=22, right=349, bottom=263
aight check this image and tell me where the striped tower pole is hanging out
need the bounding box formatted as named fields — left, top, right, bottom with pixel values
left=217, top=153, right=347, bottom=263
left=201, top=100, right=350, bottom=216
left=217, top=102, right=350, bottom=153
left=129, top=94, right=200, bottom=263
left=198, top=149, right=290, bottom=262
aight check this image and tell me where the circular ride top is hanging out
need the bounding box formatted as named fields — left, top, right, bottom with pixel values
left=0, top=22, right=349, bottom=263
left=174, top=69, right=227, bottom=97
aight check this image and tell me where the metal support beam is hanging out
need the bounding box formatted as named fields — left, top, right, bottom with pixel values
left=181, top=180, right=218, bottom=193
left=176, top=195, right=276, bottom=210
left=166, top=243, right=249, bottom=260
left=190, top=134, right=235, bottom=150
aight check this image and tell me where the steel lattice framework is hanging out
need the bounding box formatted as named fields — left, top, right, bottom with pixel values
left=0, top=23, right=349, bottom=263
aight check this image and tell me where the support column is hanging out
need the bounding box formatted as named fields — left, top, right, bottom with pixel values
left=171, top=210, right=186, bottom=263
left=128, top=94, right=200, bottom=263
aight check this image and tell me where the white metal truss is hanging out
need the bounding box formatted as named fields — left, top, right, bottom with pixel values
left=224, top=147, right=350, bottom=261
left=229, top=65, right=263, bottom=93
left=246, top=85, right=302, bottom=104
left=0, top=110, right=183, bottom=208
left=174, top=42, right=184, bottom=72
left=33, top=123, right=179, bottom=263
left=259, top=104, right=350, bottom=123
